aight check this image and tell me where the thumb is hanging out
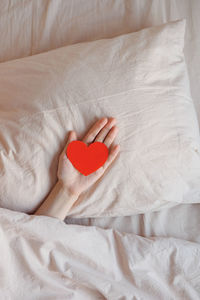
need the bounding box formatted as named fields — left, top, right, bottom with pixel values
left=62, top=130, right=77, bottom=156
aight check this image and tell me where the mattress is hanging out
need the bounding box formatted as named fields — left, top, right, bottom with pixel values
left=0, top=0, right=200, bottom=241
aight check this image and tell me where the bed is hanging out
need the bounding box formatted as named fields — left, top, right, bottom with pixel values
left=0, top=0, right=200, bottom=299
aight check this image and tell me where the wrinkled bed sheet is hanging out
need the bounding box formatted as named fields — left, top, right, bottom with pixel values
left=0, top=1, right=200, bottom=297
left=1, top=0, right=198, bottom=240
left=0, top=208, right=200, bottom=299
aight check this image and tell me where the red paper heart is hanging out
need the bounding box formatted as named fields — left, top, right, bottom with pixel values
left=66, top=141, right=109, bottom=176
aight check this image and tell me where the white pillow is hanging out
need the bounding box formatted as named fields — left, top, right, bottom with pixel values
left=0, top=19, right=200, bottom=218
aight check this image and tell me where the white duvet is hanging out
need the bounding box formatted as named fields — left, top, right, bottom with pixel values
left=0, top=208, right=199, bottom=299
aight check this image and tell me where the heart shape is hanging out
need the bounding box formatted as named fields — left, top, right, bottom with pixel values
left=66, top=141, right=109, bottom=176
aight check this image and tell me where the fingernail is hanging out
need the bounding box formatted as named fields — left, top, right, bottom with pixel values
left=102, top=117, right=108, bottom=123
left=110, top=117, right=116, bottom=125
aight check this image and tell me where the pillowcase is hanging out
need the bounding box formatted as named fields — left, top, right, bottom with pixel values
left=0, top=19, right=200, bottom=218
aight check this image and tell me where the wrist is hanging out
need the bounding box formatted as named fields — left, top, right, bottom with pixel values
left=58, top=180, right=80, bottom=198
left=34, top=180, right=79, bottom=220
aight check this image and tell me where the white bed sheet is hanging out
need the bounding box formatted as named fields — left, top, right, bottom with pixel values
left=0, top=0, right=200, bottom=241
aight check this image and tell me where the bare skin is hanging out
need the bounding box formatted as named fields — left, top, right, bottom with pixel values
left=34, top=117, right=120, bottom=221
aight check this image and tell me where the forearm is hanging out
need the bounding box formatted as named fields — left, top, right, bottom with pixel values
left=34, top=180, right=79, bottom=221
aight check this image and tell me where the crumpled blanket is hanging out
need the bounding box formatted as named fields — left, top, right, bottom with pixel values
left=0, top=208, right=199, bottom=299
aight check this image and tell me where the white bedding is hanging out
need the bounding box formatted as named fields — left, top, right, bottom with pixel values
left=0, top=0, right=200, bottom=297
left=1, top=0, right=199, bottom=241
left=0, top=208, right=199, bottom=299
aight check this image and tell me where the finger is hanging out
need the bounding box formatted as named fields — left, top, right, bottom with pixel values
left=103, top=125, right=119, bottom=148
left=62, top=130, right=77, bottom=156
left=93, top=117, right=116, bottom=143
left=102, top=144, right=120, bottom=170
left=82, top=117, right=108, bottom=144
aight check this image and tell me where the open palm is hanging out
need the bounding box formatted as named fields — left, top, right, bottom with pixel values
left=57, top=117, right=120, bottom=197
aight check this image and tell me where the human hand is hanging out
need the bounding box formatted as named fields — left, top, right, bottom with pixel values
left=57, top=117, right=120, bottom=197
